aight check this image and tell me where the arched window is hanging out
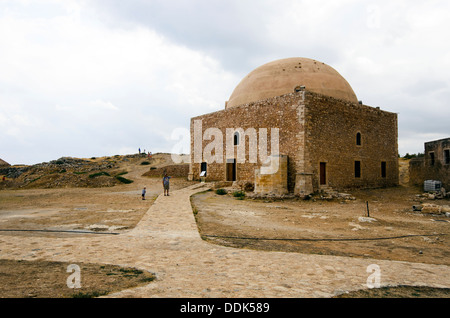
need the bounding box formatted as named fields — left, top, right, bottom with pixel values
left=234, top=131, right=240, bottom=146
left=356, top=132, right=362, bottom=146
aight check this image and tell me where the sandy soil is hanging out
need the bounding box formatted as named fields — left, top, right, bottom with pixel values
left=192, top=185, right=450, bottom=266
left=190, top=158, right=450, bottom=266
left=0, top=259, right=155, bottom=298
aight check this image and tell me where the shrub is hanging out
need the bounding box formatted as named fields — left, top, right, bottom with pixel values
left=141, top=161, right=151, bottom=165
left=89, top=171, right=110, bottom=178
left=215, top=188, right=227, bottom=195
left=116, top=176, right=134, bottom=184
left=232, top=191, right=245, bottom=198
left=72, top=291, right=108, bottom=298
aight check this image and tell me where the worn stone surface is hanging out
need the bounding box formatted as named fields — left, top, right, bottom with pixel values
left=1, top=183, right=449, bottom=298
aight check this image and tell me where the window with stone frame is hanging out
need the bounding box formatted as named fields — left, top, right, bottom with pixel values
left=381, top=161, right=387, bottom=178
left=234, top=131, right=240, bottom=146
left=355, top=161, right=361, bottom=178
left=356, top=132, right=362, bottom=146
left=445, top=149, right=450, bottom=165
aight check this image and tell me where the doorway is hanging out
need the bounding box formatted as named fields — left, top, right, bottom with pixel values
left=320, top=162, right=327, bottom=185
left=226, top=159, right=236, bottom=181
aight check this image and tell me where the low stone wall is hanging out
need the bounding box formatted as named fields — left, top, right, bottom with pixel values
left=143, top=164, right=189, bottom=178
left=410, top=158, right=450, bottom=189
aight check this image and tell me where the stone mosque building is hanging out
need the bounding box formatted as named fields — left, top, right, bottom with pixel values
left=188, top=57, right=399, bottom=196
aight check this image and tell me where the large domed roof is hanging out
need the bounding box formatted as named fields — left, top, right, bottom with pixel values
left=226, top=57, right=358, bottom=109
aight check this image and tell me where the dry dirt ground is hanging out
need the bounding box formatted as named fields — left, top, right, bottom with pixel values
left=0, top=153, right=194, bottom=298
left=192, top=159, right=450, bottom=267
left=0, top=156, right=449, bottom=298
left=191, top=186, right=450, bottom=266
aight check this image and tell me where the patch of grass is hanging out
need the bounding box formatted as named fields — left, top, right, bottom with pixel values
left=141, top=161, right=151, bottom=165
left=29, top=176, right=42, bottom=183
left=71, top=290, right=109, bottom=298
left=334, top=285, right=450, bottom=298
left=119, top=268, right=143, bottom=275
left=232, top=190, right=245, bottom=198
left=140, top=276, right=156, bottom=283
left=215, top=188, right=227, bottom=195
left=116, top=171, right=128, bottom=176
left=115, top=176, right=134, bottom=184
left=150, top=167, right=157, bottom=170
left=73, top=171, right=87, bottom=175
left=89, top=171, right=110, bottom=178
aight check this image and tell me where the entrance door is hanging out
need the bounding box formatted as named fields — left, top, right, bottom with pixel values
left=320, top=162, right=327, bottom=185
left=200, top=162, right=207, bottom=176
left=226, top=159, right=236, bottom=181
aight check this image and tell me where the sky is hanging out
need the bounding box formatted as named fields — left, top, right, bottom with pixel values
left=1, top=0, right=449, bottom=165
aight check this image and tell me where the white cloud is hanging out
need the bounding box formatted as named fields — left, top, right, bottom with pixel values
left=0, top=0, right=237, bottom=164
left=1, top=0, right=449, bottom=164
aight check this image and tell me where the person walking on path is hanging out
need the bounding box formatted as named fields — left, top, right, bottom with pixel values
left=142, top=187, right=146, bottom=200
left=163, top=173, right=171, bottom=196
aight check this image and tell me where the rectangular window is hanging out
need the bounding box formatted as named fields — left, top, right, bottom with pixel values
left=320, top=162, right=327, bottom=185
left=430, top=152, right=435, bottom=166
left=381, top=162, right=387, bottom=178
left=355, top=161, right=361, bottom=178
left=445, top=150, right=450, bottom=165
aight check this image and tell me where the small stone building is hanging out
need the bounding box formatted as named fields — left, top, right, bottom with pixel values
left=410, top=138, right=450, bottom=189
left=188, top=57, right=399, bottom=195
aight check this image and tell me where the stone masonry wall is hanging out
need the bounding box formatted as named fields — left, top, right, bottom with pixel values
left=189, top=90, right=399, bottom=193
left=189, top=92, right=305, bottom=192
left=409, top=138, right=450, bottom=189
left=304, top=92, right=399, bottom=191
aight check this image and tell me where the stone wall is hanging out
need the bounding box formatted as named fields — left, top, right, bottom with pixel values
left=0, top=158, right=10, bottom=167
left=409, top=138, right=450, bottom=189
left=189, top=90, right=399, bottom=193
left=304, top=92, right=399, bottom=191
left=189, top=92, right=305, bottom=192
left=254, top=155, right=288, bottom=195
left=143, top=164, right=189, bottom=178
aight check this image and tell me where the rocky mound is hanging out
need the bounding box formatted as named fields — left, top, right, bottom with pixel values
left=0, top=154, right=142, bottom=189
